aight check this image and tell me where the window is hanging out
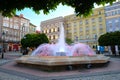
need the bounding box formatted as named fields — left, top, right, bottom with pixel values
left=93, top=34, right=97, bottom=39
left=92, top=25, right=96, bottom=30
left=10, top=23, right=12, bottom=28
left=67, top=23, right=71, bottom=27
left=80, top=27, right=83, bottom=32
left=51, top=28, right=53, bottom=32
left=53, top=35, right=55, bottom=39
left=85, top=19, right=89, bottom=24
left=108, top=21, right=112, bottom=23
left=115, top=19, right=119, bottom=22
left=3, top=23, right=6, bottom=26
left=43, top=30, right=46, bottom=33
left=3, top=22, right=9, bottom=27
left=109, top=25, right=113, bottom=32
left=14, top=24, right=19, bottom=29
left=51, top=35, right=53, bottom=40
left=107, top=12, right=112, bottom=16
left=79, top=36, right=83, bottom=40
left=114, top=10, right=118, bottom=15
left=112, top=11, right=116, bottom=16
left=98, top=17, right=102, bottom=22
left=58, top=28, right=59, bottom=31
left=49, top=29, right=51, bottom=33
left=86, top=26, right=89, bottom=31
left=53, top=28, right=56, bottom=32
left=99, top=24, right=103, bottom=29
left=105, top=13, right=108, bottom=17
left=73, top=22, right=76, bottom=27
left=55, top=28, right=57, bottom=32
left=118, top=10, right=120, bottom=14
left=116, top=23, right=119, bottom=31
left=74, top=29, right=77, bottom=33
left=86, top=35, right=89, bottom=39
left=4, top=17, right=9, bottom=20
left=98, top=11, right=102, bottom=15
left=47, top=30, right=49, bottom=33
left=79, top=20, right=83, bottom=25
left=49, top=36, right=51, bottom=40
left=91, top=18, right=95, bottom=23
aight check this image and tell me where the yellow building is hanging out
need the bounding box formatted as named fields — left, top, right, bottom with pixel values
left=40, top=17, right=64, bottom=43
left=64, top=7, right=106, bottom=47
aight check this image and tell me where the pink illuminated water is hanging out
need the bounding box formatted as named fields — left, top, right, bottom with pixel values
left=31, top=23, right=96, bottom=56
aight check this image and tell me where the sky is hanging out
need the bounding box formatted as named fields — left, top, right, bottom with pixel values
left=16, top=4, right=74, bottom=31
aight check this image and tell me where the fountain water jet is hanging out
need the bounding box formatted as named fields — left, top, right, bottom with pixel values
left=31, top=22, right=95, bottom=56
left=16, top=22, right=110, bottom=71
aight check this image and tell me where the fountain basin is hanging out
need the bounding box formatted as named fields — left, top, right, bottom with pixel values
left=16, top=54, right=110, bottom=66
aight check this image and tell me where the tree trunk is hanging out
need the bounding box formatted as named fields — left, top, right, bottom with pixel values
left=110, top=46, right=116, bottom=56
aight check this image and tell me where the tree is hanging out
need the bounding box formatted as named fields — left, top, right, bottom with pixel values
left=98, top=31, right=120, bottom=46
left=21, top=33, right=49, bottom=48
left=98, top=31, right=120, bottom=55
left=66, top=38, right=73, bottom=45
left=0, top=0, right=115, bottom=17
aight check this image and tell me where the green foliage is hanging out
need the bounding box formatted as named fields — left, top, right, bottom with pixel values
left=98, top=31, right=120, bottom=46
left=21, top=33, right=49, bottom=48
left=66, top=38, right=73, bottom=45
left=0, top=0, right=115, bottom=17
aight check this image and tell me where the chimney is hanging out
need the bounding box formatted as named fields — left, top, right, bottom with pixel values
left=20, top=14, right=23, bottom=17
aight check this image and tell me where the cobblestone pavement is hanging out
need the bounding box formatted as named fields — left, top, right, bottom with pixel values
left=0, top=72, right=29, bottom=80
left=0, top=59, right=10, bottom=66
left=0, top=52, right=120, bottom=80
left=0, top=51, right=22, bottom=65
left=64, top=74, right=120, bottom=80
left=0, top=67, right=120, bottom=80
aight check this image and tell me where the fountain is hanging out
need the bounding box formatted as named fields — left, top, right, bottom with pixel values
left=16, top=22, right=110, bottom=71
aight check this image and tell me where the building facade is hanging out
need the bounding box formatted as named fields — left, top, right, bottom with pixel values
left=29, top=23, right=37, bottom=34
left=64, top=7, right=106, bottom=47
left=40, top=17, right=64, bottom=43
left=105, top=2, right=120, bottom=32
left=40, top=2, right=120, bottom=49
left=0, top=14, right=30, bottom=51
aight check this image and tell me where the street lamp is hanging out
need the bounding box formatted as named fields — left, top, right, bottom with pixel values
left=21, top=23, right=25, bottom=39
left=75, top=36, right=78, bottom=43
left=20, top=24, right=25, bottom=53
left=94, top=34, right=98, bottom=54
left=1, top=31, right=5, bottom=59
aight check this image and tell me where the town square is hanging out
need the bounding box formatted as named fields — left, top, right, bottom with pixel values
left=0, top=0, right=120, bottom=80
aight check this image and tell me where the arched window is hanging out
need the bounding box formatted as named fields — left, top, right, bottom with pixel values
left=49, top=29, right=51, bottom=33
left=58, top=27, right=59, bottom=32
left=53, top=35, right=56, bottom=39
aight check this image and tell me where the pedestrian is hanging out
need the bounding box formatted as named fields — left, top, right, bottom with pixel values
left=97, top=46, right=100, bottom=54
left=3, top=48, right=6, bottom=53
left=0, top=47, right=2, bottom=54
left=100, top=46, right=104, bottom=54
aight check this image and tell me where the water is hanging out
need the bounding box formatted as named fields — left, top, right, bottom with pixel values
left=31, top=22, right=96, bottom=56
left=57, top=22, right=66, bottom=52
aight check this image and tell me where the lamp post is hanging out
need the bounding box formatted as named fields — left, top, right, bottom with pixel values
left=1, top=31, right=5, bottom=59
left=75, top=36, right=78, bottom=43
left=95, top=34, right=97, bottom=54
left=21, top=23, right=25, bottom=39
left=20, top=24, right=25, bottom=53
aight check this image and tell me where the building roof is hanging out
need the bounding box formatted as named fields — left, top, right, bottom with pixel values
left=30, top=23, right=37, bottom=27
left=15, top=14, right=30, bottom=21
